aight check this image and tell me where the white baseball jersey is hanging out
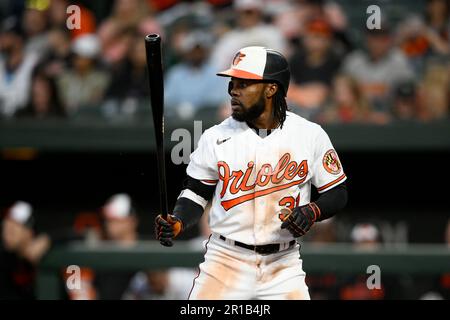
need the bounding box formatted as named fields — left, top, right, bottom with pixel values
left=186, top=111, right=346, bottom=245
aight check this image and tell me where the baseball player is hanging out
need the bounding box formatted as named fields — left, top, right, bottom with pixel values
left=155, top=46, right=348, bottom=300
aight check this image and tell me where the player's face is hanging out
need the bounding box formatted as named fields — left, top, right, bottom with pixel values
left=228, top=78, right=267, bottom=122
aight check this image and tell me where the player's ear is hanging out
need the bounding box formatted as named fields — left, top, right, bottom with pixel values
left=265, top=83, right=278, bottom=98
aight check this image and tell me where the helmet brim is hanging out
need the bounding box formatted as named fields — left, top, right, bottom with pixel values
left=217, top=68, right=263, bottom=80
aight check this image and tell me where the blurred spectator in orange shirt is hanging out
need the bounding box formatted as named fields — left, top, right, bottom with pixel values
left=396, top=0, right=450, bottom=76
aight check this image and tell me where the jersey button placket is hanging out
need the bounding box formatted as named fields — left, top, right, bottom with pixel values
left=254, top=141, right=265, bottom=243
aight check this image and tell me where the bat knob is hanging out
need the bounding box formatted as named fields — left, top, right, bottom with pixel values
left=145, top=34, right=160, bottom=42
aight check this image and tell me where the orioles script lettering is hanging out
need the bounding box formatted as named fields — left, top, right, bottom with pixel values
left=218, top=153, right=308, bottom=210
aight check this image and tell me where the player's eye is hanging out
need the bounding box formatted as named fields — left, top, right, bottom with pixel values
left=236, top=82, right=248, bottom=89
left=228, top=81, right=233, bottom=94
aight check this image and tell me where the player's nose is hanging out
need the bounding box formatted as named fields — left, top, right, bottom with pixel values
left=228, top=81, right=239, bottom=97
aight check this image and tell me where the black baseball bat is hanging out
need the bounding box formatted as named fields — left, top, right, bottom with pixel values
left=145, top=34, right=169, bottom=221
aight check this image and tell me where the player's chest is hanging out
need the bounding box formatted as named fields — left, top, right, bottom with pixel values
left=213, top=131, right=312, bottom=190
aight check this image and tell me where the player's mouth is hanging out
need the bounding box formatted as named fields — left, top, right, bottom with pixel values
left=231, top=99, right=242, bottom=110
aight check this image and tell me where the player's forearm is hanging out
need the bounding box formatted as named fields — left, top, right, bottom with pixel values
left=172, top=197, right=205, bottom=231
left=172, top=175, right=215, bottom=232
left=314, top=182, right=348, bottom=221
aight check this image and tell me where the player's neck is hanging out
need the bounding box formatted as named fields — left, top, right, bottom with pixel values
left=247, top=106, right=279, bottom=130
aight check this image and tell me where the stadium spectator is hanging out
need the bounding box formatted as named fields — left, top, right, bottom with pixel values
left=94, top=194, right=140, bottom=299
left=48, top=0, right=70, bottom=29
left=0, top=201, right=51, bottom=299
left=22, top=4, right=50, bottom=59
left=164, top=30, right=228, bottom=120
left=65, top=193, right=140, bottom=300
left=273, top=0, right=351, bottom=54
left=57, top=34, right=110, bottom=115
left=0, top=16, right=40, bottom=118
left=318, top=74, right=377, bottom=124
left=287, top=17, right=341, bottom=119
left=123, top=268, right=197, bottom=300
left=416, top=58, right=449, bottom=121
left=15, top=69, right=66, bottom=119
left=391, top=81, right=420, bottom=121
left=396, top=0, right=450, bottom=75
left=338, top=223, right=391, bottom=300
left=103, top=33, right=150, bottom=118
left=342, top=24, right=415, bottom=118
left=396, top=16, right=449, bottom=75
left=38, top=28, right=72, bottom=78
left=98, top=0, right=162, bottom=66
left=210, top=0, right=287, bottom=70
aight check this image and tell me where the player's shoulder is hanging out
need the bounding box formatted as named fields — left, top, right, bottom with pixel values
left=285, top=111, right=324, bottom=133
left=202, top=116, right=244, bottom=138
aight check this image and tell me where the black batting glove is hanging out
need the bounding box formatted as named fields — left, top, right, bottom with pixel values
left=280, top=203, right=321, bottom=237
left=155, top=214, right=183, bottom=247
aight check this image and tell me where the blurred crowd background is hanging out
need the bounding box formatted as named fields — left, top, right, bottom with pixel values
left=0, top=0, right=449, bottom=301
left=0, top=0, right=449, bottom=122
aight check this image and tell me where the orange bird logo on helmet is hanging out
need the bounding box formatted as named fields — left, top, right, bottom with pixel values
left=232, top=52, right=246, bottom=66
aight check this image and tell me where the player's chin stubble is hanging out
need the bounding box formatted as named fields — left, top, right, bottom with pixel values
left=231, top=94, right=266, bottom=123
